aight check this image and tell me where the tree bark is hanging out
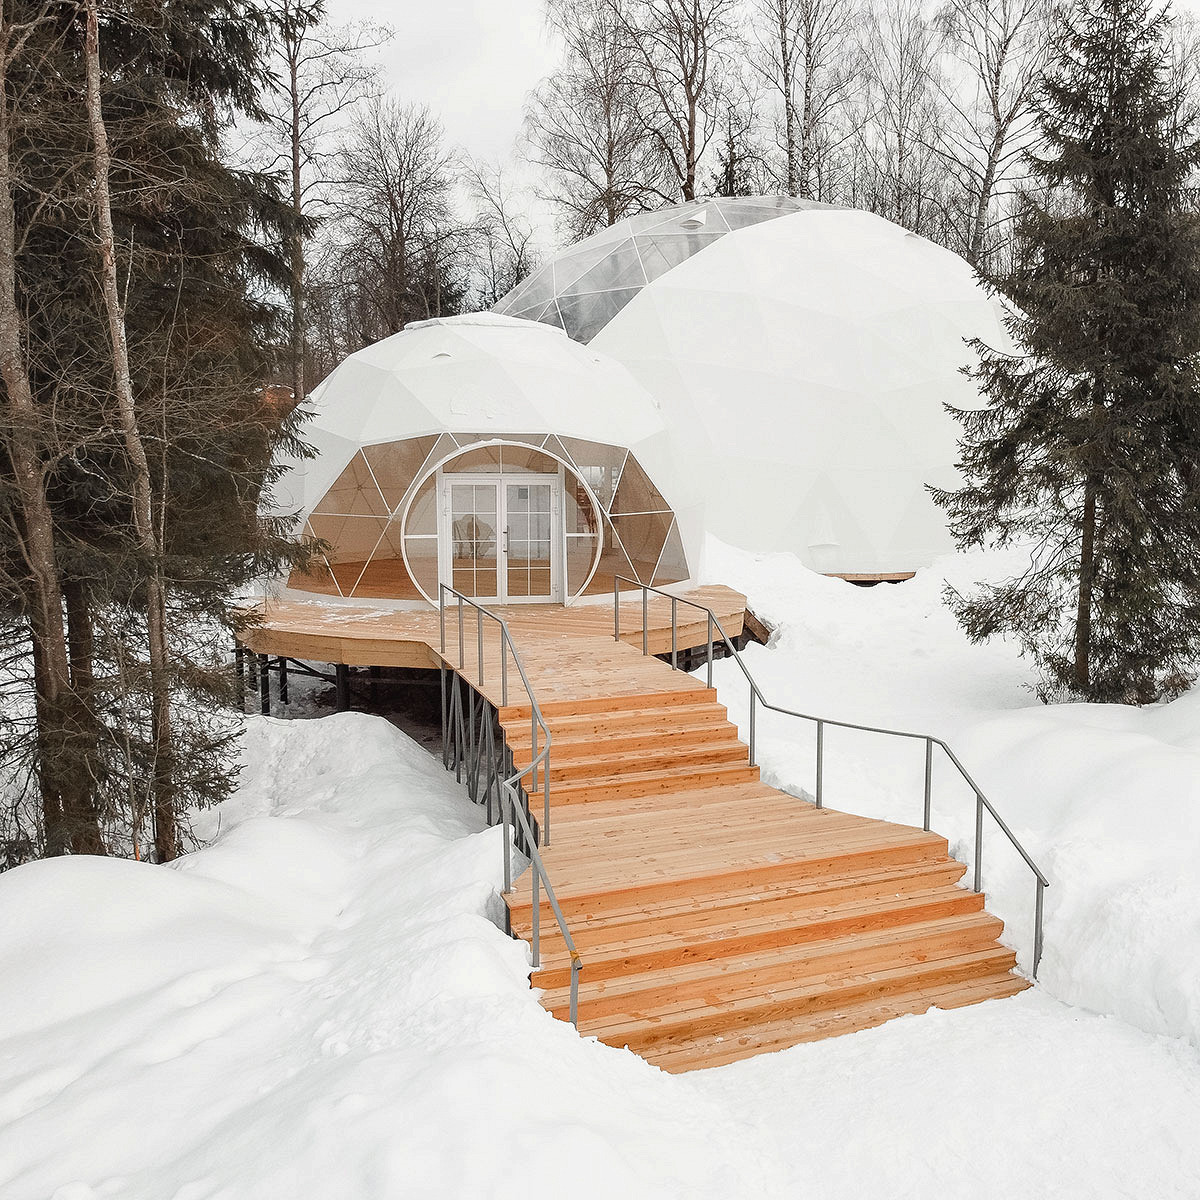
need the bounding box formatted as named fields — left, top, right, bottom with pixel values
left=84, top=0, right=177, bottom=861
left=1074, top=476, right=1097, bottom=695
left=288, top=49, right=305, bottom=409
left=0, top=11, right=103, bottom=856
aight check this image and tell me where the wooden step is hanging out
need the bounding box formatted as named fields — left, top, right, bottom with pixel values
left=516, top=739, right=750, bottom=783
left=508, top=719, right=740, bottom=761
left=507, top=826, right=949, bottom=917
left=504, top=704, right=732, bottom=746
left=509, top=857, right=969, bottom=934
left=542, top=760, right=761, bottom=804
left=499, top=687, right=718, bottom=722
left=529, top=886, right=988, bottom=989
left=644, top=970, right=1030, bottom=1072
left=540, top=911, right=1008, bottom=1024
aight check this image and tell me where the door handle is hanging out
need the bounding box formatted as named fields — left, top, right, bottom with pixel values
left=503, top=527, right=510, bottom=554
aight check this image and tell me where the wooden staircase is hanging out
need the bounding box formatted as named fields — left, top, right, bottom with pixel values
left=501, top=685, right=1028, bottom=1073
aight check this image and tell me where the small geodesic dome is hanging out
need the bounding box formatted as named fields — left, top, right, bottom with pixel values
left=273, top=314, right=695, bottom=605
left=494, top=196, right=831, bottom=344
left=498, top=202, right=1007, bottom=578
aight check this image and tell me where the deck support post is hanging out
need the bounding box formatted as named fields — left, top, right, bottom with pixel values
left=278, top=657, right=289, bottom=705
left=234, top=642, right=245, bottom=707
left=335, top=663, right=349, bottom=712
left=258, top=654, right=270, bottom=716
left=467, top=683, right=477, bottom=803
left=440, top=665, right=449, bottom=769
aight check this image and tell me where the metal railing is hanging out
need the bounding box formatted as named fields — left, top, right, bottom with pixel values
left=613, top=576, right=1050, bottom=977
left=438, top=584, right=582, bottom=1023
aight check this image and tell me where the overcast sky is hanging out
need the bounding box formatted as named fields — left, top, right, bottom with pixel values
left=324, top=0, right=559, bottom=164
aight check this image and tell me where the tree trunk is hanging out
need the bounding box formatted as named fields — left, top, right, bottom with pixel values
left=777, top=1, right=798, bottom=195
left=84, top=0, right=177, bottom=861
left=0, top=14, right=103, bottom=856
left=1074, top=476, right=1097, bottom=695
left=289, top=52, right=305, bottom=409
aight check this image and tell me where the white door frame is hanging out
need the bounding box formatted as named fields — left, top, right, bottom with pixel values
left=438, top=471, right=563, bottom=604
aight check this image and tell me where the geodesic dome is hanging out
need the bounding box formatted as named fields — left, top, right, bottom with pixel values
left=577, top=207, right=1009, bottom=577
left=273, top=314, right=695, bottom=604
left=494, top=196, right=833, bottom=344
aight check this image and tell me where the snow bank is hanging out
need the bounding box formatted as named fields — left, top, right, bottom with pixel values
left=703, top=538, right=1200, bottom=1048
left=1, top=697, right=1199, bottom=1196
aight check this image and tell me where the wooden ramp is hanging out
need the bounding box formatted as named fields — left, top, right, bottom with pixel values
left=497, top=667, right=1028, bottom=1073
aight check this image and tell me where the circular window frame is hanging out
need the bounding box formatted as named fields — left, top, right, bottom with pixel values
left=398, top=438, right=607, bottom=606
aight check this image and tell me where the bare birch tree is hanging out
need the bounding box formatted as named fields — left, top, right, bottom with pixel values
left=752, top=0, right=859, bottom=198
left=262, top=0, right=389, bottom=409
left=83, top=0, right=179, bottom=861
left=614, top=0, right=741, bottom=202
left=855, top=0, right=950, bottom=237
left=525, top=0, right=663, bottom=238
left=469, top=161, right=539, bottom=307
left=931, top=0, right=1049, bottom=265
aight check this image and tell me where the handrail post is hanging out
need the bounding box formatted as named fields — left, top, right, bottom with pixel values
left=706, top=612, right=714, bottom=688
left=501, top=634, right=508, bottom=707
left=477, top=607, right=484, bottom=685
left=613, top=576, right=620, bottom=641
left=1034, top=879, right=1045, bottom=979
left=501, top=787, right=512, bottom=894
left=569, top=957, right=581, bottom=1027
left=671, top=597, right=678, bottom=669
left=457, top=595, right=464, bottom=669
left=439, top=586, right=446, bottom=654
left=923, top=738, right=933, bottom=832
left=531, top=852, right=541, bottom=967
left=973, top=790, right=984, bottom=893
left=749, top=688, right=757, bottom=767
left=815, top=719, right=824, bottom=809
left=642, top=587, right=648, bottom=656
left=531, top=714, right=538, bottom=791
left=543, top=764, right=551, bottom=847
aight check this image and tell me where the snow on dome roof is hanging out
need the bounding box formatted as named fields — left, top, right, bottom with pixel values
left=589, top=207, right=1011, bottom=577
left=494, top=195, right=835, bottom=344
left=271, top=313, right=681, bottom=532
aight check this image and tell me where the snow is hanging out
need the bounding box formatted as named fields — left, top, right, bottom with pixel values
left=2, top=547, right=1200, bottom=1197
left=701, top=537, right=1200, bottom=1048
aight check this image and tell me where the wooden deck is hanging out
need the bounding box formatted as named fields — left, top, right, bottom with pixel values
left=240, top=584, right=1027, bottom=1071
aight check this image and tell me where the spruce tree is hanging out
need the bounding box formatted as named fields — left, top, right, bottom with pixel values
left=932, top=0, right=1200, bottom=704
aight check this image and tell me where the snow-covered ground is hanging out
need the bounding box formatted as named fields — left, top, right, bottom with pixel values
left=702, top=539, right=1200, bottom=1047
left=2, top=546, right=1199, bottom=1198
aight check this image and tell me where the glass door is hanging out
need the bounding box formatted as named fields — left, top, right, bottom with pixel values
left=447, top=480, right=500, bottom=601
left=505, top=481, right=555, bottom=601
left=440, top=473, right=561, bottom=603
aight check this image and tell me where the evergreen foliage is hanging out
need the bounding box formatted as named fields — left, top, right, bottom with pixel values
left=0, top=1, right=308, bottom=861
left=932, top=0, right=1200, bottom=704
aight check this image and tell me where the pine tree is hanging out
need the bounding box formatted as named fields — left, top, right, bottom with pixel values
left=932, top=0, right=1200, bottom=704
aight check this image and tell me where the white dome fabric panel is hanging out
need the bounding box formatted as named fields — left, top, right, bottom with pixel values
left=590, top=209, right=1008, bottom=577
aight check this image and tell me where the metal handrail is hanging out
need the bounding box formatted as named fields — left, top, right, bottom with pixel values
left=613, top=575, right=1050, bottom=977
left=438, top=584, right=582, bottom=1022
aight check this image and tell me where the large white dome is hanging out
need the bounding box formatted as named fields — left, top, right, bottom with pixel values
left=276, top=313, right=677, bottom=524
left=584, top=207, right=1007, bottom=577
left=273, top=314, right=699, bottom=605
